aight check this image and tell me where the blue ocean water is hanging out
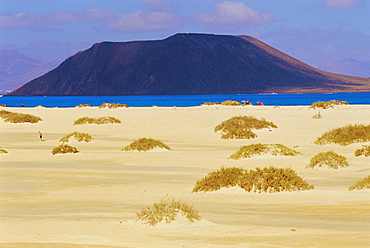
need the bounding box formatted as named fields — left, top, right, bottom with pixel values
left=1, top=92, right=369, bottom=107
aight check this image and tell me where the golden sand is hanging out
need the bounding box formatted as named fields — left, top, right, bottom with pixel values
left=1, top=105, right=369, bottom=247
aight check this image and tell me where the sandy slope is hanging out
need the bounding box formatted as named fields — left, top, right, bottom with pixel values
left=0, top=105, right=369, bottom=247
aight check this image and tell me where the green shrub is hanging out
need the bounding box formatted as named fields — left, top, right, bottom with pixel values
left=99, top=103, right=128, bottom=109
left=136, top=196, right=201, bottom=226
left=310, top=100, right=349, bottom=109
left=51, top=144, right=79, bottom=155
left=193, top=166, right=314, bottom=193
left=307, top=151, right=349, bottom=169
left=74, top=116, right=121, bottom=125
left=348, top=175, right=370, bottom=191
left=314, top=124, right=370, bottom=146
left=0, top=147, right=8, bottom=154
left=220, top=100, right=242, bottom=106
left=59, top=131, right=94, bottom=143
left=214, top=116, right=277, bottom=139
left=122, top=137, right=171, bottom=152
left=354, top=145, right=370, bottom=157
left=229, top=143, right=301, bottom=159
left=0, top=110, right=42, bottom=123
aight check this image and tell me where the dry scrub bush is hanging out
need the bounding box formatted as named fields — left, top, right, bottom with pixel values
left=221, top=100, right=242, bottom=106
left=74, top=116, right=121, bottom=125
left=193, top=166, right=313, bottom=193
left=0, top=147, right=8, bottom=153
left=122, top=137, right=172, bottom=152
left=229, top=143, right=301, bottom=159
left=76, top=104, right=92, bottom=108
left=348, top=175, right=370, bottom=191
left=312, top=111, right=322, bottom=119
left=136, top=196, right=201, bottom=226
left=201, top=102, right=219, bottom=105
left=51, top=144, right=79, bottom=155
left=307, top=151, right=349, bottom=169
left=214, top=116, right=277, bottom=139
left=59, top=131, right=93, bottom=143
left=355, top=145, right=370, bottom=157
left=99, top=102, right=128, bottom=109
left=314, top=124, right=370, bottom=146
left=310, top=100, right=349, bottom=109
left=0, top=110, right=42, bottom=123
left=192, top=167, right=245, bottom=192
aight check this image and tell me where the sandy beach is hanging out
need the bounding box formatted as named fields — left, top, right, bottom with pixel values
left=1, top=104, right=369, bottom=247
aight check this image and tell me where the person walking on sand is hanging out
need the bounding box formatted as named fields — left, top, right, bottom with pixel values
left=38, top=131, right=43, bottom=141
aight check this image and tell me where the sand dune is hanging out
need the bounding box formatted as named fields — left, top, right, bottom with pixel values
left=1, top=105, right=369, bottom=247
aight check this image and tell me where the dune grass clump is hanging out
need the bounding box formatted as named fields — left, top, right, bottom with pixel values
left=220, top=100, right=242, bottom=106
left=214, top=116, right=277, bottom=139
left=136, top=196, right=201, bottom=226
left=348, top=176, right=370, bottom=191
left=0, top=110, right=42, bottom=123
left=310, top=100, right=349, bottom=109
left=122, top=137, right=171, bottom=152
left=74, top=116, right=121, bottom=125
left=314, top=124, right=370, bottom=146
left=193, top=166, right=314, bottom=193
left=192, top=167, right=245, bottom=192
left=76, top=104, right=92, bottom=108
left=0, top=147, right=8, bottom=154
left=99, top=102, right=128, bottom=109
left=307, top=151, right=349, bottom=169
left=229, top=143, right=301, bottom=159
left=51, top=144, right=79, bottom=155
left=201, top=102, right=219, bottom=106
left=59, top=131, right=94, bottom=143
left=354, top=145, right=370, bottom=157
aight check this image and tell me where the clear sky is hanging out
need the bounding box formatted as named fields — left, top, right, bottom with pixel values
left=0, top=0, right=369, bottom=66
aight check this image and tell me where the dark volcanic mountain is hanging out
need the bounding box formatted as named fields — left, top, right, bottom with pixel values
left=7, top=33, right=370, bottom=96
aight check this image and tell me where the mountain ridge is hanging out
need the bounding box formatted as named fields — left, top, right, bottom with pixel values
left=7, top=33, right=370, bottom=96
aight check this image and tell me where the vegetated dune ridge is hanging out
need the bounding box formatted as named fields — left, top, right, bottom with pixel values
left=7, top=33, right=370, bottom=96
left=0, top=104, right=370, bottom=248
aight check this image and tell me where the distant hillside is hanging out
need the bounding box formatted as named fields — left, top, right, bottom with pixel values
left=7, top=33, right=370, bottom=96
left=315, top=58, right=370, bottom=78
left=0, top=50, right=63, bottom=94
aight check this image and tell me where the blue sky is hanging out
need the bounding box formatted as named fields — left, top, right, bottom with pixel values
left=0, top=0, right=369, bottom=66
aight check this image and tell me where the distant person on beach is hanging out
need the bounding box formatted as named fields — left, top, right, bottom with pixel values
left=242, top=100, right=250, bottom=105
left=38, top=131, right=43, bottom=141
left=257, top=101, right=264, bottom=106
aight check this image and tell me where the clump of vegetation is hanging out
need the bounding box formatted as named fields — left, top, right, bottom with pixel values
left=201, top=102, right=219, bottom=106
left=122, top=137, right=171, bottom=152
left=314, top=124, right=370, bottom=146
left=214, top=116, right=277, bottom=139
left=0, top=147, right=8, bottom=154
left=76, top=104, right=92, bottom=108
left=193, top=166, right=314, bottom=193
left=348, top=175, right=370, bottom=191
left=99, top=102, right=128, bottom=109
left=354, top=145, right=370, bottom=157
left=59, top=131, right=94, bottom=143
left=0, top=110, right=42, bottom=123
left=229, top=143, right=301, bottom=159
left=307, top=151, right=349, bottom=169
left=310, top=100, right=349, bottom=109
left=220, top=100, right=242, bottom=106
left=51, top=144, right=79, bottom=155
left=74, top=116, right=121, bottom=125
left=312, top=111, right=322, bottom=119
left=136, top=196, right=201, bottom=226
